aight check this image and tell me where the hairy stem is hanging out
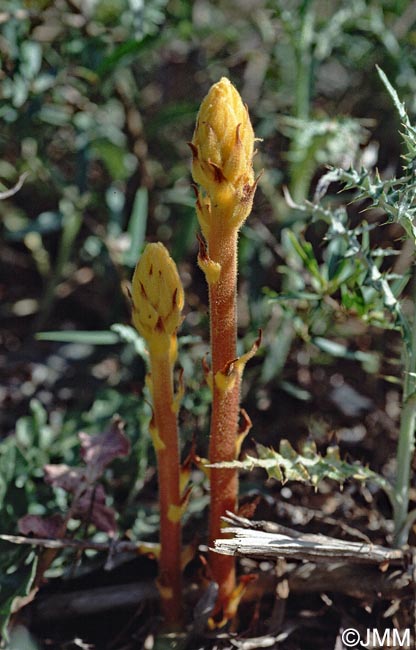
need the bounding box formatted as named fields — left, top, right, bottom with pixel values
left=208, top=227, right=239, bottom=604
left=149, top=351, right=182, bottom=627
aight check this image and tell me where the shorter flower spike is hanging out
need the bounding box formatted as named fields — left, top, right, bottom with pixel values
left=131, top=241, right=184, bottom=627
left=131, top=243, right=184, bottom=359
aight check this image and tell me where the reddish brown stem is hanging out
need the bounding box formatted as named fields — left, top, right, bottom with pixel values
left=150, top=352, right=183, bottom=628
left=208, top=227, right=239, bottom=605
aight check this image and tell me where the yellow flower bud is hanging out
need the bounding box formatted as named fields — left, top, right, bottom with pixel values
left=190, top=77, right=256, bottom=232
left=131, top=243, right=184, bottom=358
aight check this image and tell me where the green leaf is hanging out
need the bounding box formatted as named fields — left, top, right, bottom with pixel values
left=96, top=36, right=155, bottom=77
left=147, top=102, right=197, bottom=133
left=110, top=324, right=147, bottom=358
left=279, top=380, right=312, bottom=401
left=36, top=330, right=121, bottom=344
left=123, top=187, right=148, bottom=268
left=341, top=286, right=366, bottom=316
left=20, top=41, right=42, bottom=79
left=91, top=139, right=131, bottom=180
left=286, top=231, right=325, bottom=286
left=269, top=291, right=322, bottom=302
left=0, top=547, right=38, bottom=642
left=312, top=337, right=376, bottom=366
left=0, top=439, right=16, bottom=509
left=36, top=325, right=147, bottom=360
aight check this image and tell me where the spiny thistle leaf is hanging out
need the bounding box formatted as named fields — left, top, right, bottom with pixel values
left=316, top=69, right=416, bottom=247
left=376, top=66, right=409, bottom=127
left=210, top=440, right=393, bottom=497
left=284, top=189, right=412, bottom=343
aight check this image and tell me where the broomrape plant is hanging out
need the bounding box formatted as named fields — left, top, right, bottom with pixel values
left=131, top=78, right=260, bottom=626
left=190, top=78, right=260, bottom=610
left=131, top=242, right=185, bottom=626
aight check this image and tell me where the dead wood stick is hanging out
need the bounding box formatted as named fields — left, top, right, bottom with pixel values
left=215, top=513, right=406, bottom=565
left=32, top=582, right=159, bottom=622
left=215, top=527, right=405, bottom=565
left=0, top=534, right=157, bottom=554
left=288, top=562, right=413, bottom=599
left=15, top=513, right=415, bottom=625
left=30, top=561, right=414, bottom=624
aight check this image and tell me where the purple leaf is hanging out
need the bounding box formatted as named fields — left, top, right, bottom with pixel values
left=72, top=484, right=117, bottom=535
left=44, top=464, right=86, bottom=493
left=79, top=416, right=130, bottom=483
left=18, top=513, right=65, bottom=538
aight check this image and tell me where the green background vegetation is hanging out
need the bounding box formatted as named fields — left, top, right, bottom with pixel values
left=1, top=0, right=416, bottom=647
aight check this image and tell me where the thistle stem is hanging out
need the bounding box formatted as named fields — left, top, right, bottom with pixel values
left=393, top=276, right=416, bottom=546
left=208, top=227, right=239, bottom=604
left=393, top=392, right=416, bottom=546
left=149, top=351, right=183, bottom=627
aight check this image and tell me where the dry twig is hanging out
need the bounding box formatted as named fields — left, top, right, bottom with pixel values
left=214, top=513, right=406, bottom=566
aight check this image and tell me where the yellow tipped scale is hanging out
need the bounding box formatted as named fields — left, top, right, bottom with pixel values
left=190, top=77, right=257, bottom=234
left=131, top=242, right=184, bottom=360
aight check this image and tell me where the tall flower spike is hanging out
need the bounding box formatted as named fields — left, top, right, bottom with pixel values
left=190, top=77, right=256, bottom=236
left=132, top=242, right=184, bottom=360
left=190, top=77, right=259, bottom=618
